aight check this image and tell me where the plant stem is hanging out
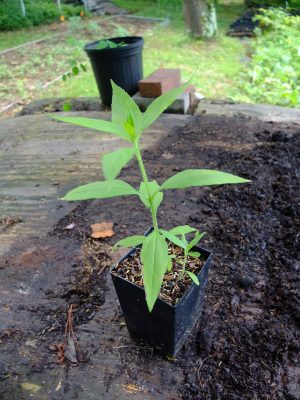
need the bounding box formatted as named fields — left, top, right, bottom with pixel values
left=135, top=145, right=159, bottom=231
left=180, top=249, right=188, bottom=280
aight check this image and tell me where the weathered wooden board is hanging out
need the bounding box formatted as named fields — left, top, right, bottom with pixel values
left=196, top=100, right=300, bottom=125
left=0, top=112, right=191, bottom=257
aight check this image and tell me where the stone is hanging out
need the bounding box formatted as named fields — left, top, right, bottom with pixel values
left=133, top=91, right=189, bottom=114
left=133, top=85, right=195, bottom=114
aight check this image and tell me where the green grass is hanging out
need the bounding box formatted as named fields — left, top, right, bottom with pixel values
left=43, top=0, right=249, bottom=102
left=0, top=25, right=58, bottom=51
left=114, top=0, right=184, bottom=20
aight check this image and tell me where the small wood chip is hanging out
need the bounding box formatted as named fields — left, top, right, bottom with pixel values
left=90, top=222, right=114, bottom=239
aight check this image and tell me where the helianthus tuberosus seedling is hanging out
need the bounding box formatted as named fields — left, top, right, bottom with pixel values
left=53, top=80, right=250, bottom=312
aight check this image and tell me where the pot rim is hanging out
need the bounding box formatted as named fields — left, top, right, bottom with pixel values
left=111, top=243, right=212, bottom=309
left=84, top=36, right=144, bottom=53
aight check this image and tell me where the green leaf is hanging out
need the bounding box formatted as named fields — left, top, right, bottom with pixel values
left=51, top=116, right=131, bottom=142
left=141, top=230, right=169, bottom=312
left=161, top=169, right=251, bottom=190
left=80, top=63, right=87, bottom=72
left=96, top=40, right=108, bottom=49
left=169, top=225, right=197, bottom=236
left=187, top=231, right=205, bottom=252
left=159, top=229, right=186, bottom=249
left=108, top=41, right=118, bottom=48
left=153, top=191, right=163, bottom=213
left=69, top=59, right=77, bottom=67
left=63, top=103, right=72, bottom=112
left=141, top=82, right=189, bottom=131
left=181, top=233, right=188, bottom=247
left=188, top=251, right=200, bottom=258
left=138, top=180, right=163, bottom=213
left=186, top=270, right=200, bottom=285
left=72, top=66, right=79, bottom=75
left=102, top=147, right=136, bottom=180
left=167, top=256, right=173, bottom=272
left=61, top=179, right=138, bottom=201
left=114, top=235, right=145, bottom=249
left=111, top=81, right=143, bottom=139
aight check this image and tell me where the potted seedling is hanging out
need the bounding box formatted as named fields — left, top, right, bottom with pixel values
left=53, top=81, right=250, bottom=356
left=84, top=37, right=144, bottom=106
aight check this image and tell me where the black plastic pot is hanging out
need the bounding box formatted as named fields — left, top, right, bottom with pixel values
left=111, top=237, right=212, bottom=356
left=84, top=36, right=144, bottom=106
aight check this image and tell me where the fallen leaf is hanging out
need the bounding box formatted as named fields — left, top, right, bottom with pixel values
left=122, top=383, right=145, bottom=394
left=55, top=343, right=65, bottom=364
left=64, top=223, right=76, bottom=230
left=90, top=222, right=114, bottom=239
left=55, top=379, right=62, bottom=392
left=64, top=335, right=77, bottom=363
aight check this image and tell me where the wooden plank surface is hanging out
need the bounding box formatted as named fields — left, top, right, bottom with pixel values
left=196, top=100, right=300, bottom=125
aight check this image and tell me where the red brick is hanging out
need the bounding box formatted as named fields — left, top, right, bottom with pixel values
left=138, top=68, right=181, bottom=98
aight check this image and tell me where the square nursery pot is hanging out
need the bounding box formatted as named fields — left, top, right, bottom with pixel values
left=111, top=238, right=212, bottom=357
left=84, top=36, right=144, bottom=106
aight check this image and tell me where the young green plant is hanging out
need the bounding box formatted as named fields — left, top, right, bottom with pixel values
left=159, top=225, right=205, bottom=285
left=52, top=80, right=250, bottom=312
left=96, top=39, right=127, bottom=49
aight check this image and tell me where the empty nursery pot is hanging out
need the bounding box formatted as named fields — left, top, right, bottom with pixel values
left=84, top=36, right=144, bottom=105
left=111, top=237, right=212, bottom=357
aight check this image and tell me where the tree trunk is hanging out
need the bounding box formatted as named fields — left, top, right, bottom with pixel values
left=183, top=0, right=217, bottom=39
left=20, top=0, right=26, bottom=16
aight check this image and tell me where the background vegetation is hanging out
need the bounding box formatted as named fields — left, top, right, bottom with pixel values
left=0, top=0, right=84, bottom=31
left=241, top=8, right=300, bottom=107
left=0, top=0, right=299, bottom=111
left=44, top=0, right=248, bottom=102
left=246, top=0, right=300, bottom=7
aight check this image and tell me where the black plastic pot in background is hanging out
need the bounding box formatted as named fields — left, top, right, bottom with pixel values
left=111, top=239, right=212, bottom=356
left=84, top=36, right=144, bottom=106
